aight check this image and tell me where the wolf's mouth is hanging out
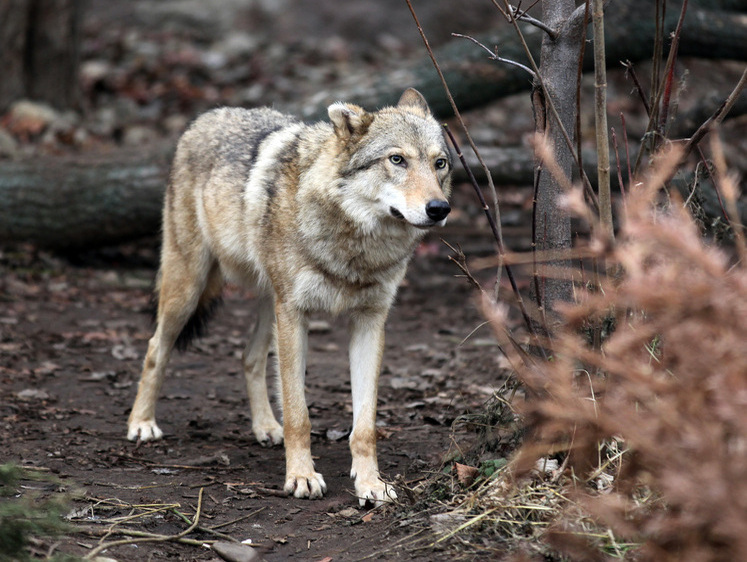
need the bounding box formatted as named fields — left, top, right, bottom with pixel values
left=390, top=206, right=438, bottom=229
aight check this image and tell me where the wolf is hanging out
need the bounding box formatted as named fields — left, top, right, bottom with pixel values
left=126, top=88, right=452, bottom=506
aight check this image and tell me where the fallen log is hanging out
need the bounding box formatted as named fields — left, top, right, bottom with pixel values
left=0, top=148, right=170, bottom=249
left=1, top=141, right=743, bottom=250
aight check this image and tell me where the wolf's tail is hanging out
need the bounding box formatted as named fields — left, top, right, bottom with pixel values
left=149, top=266, right=223, bottom=352
left=174, top=297, right=222, bottom=352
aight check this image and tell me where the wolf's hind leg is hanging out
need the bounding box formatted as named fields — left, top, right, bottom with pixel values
left=243, top=295, right=283, bottom=446
left=127, top=256, right=219, bottom=442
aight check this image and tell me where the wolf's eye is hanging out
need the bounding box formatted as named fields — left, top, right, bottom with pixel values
left=389, top=154, right=405, bottom=166
left=435, top=158, right=448, bottom=170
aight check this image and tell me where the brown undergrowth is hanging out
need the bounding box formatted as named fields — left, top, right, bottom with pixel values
left=424, top=146, right=746, bottom=560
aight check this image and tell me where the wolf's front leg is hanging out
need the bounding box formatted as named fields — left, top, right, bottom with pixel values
left=349, top=310, right=397, bottom=507
left=275, top=303, right=327, bottom=499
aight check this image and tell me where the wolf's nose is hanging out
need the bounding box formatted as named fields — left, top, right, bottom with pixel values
left=426, top=200, right=451, bottom=222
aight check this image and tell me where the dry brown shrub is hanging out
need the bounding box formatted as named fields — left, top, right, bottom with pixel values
left=483, top=147, right=747, bottom=560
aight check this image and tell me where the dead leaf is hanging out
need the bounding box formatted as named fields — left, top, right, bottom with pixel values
left=34, top=361, right=61, bottom=376
left=455, top=462, right=479, bottom=487
left=337, top=507, right=359, bottom=518
left=112, top=343, right=138, bottom=360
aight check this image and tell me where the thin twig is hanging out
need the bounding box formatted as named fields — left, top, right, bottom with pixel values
left=634, top=0, right=689, bottom=175
left=497, top=0, right=599, bottom=212
left=620, top=113, right=633, bottom=190
left=452, top=34, right=535, bottom=78
left=622, top=61, right=651, bottom=117
left=658, top=0, right=689, bottom=136
left=83, top=488, right=205, bottom=559
left=695, top=146, right=729, bottom=222
left=682, top=67, right=747, bottom=159
left=404, top=0, right=506, bottom=298
left=508, top=3, right=557, bottom=39
left=443, top=126, right=547, bottom=358
left=443, top=239, right=486, bottom=294
left=710, top=136, right=747, bottom=261
left=209, top=506, right=266, bottom=531
left=79, top=525, right=212, bottom=547
left=611, top=127, right=627, bottom=211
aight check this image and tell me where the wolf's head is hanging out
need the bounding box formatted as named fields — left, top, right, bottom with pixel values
left=328, top=89, right=453, bottom=230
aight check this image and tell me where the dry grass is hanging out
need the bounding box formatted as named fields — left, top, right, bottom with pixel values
left=425, top=146, right=746, bottom=560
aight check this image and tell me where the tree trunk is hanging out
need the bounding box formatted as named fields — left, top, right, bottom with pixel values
left=528, top=2, right=583, bottom=327
left=0, top=0, right=84, bottom=112
left=0, top=1, right=31, bottom=110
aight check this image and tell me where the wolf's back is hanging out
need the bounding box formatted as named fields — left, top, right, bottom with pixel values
left=171, top=107, right=299, bottom=191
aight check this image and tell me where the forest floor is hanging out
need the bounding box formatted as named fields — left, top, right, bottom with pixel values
left=2, top=1, right=745, bottom=561
left=1, top=2, right=529, bottom=559
left=0, top=205, right=530, bottom=560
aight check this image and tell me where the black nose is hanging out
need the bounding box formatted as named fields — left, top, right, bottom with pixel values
left=425, top=199, right=451, bottom=222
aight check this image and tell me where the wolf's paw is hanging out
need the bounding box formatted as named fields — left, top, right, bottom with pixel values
left=127, top=419, right=163, bottom=442
left=284, top=471, right=327, bottom=500
left=252, top=419, right=284, bottom=447
left=353, top=475, right=397, bottom=507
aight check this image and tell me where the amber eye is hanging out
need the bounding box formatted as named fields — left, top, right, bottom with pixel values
left=435, top=158, right=448, bottom=170
left=389, top=154, right=405, bottom=166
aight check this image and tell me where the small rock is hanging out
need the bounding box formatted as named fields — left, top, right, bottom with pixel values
left=430, top=512, right=467, bottom=534
left=535, top=457, right=560, bottom=474
left=212, top=541, right=261, bottom=562
left=308, top=320, right=332, bottom=334
left=16, top=388, right=50, bottom=401
left=122, top=125, right=158, bottom=147
left=389, top=376, right=419, bottom=390
left=80, top=59, right=113, bottom=87
left=163, top=114, right=190, bottom=135
left=326, top=428, right=349, bottom=441
left=112, top=343, right=139, bottom=361
left=213, top=31, right=260, bottom=59
left=8, top=100, right=60, bottom=130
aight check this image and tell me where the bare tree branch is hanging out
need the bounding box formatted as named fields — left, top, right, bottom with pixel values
left=452, top=33, right=536, bottom=78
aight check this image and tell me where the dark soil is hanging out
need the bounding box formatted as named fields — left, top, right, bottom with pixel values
left=0, top=208, right=524, bottom=560
left=6, top=1, right=742, bottom=560
left=0, top=2, right=529, bottom=559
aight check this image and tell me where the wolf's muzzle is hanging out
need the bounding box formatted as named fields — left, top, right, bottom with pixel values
left=425, top=200, right=451, bottom=222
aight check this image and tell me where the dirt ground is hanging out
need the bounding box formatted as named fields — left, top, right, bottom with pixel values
left=0, top=201, right=526, bottom=560
left=0, top=2, right=526, bottom=559
left=3, top=1, right=745, bottom=560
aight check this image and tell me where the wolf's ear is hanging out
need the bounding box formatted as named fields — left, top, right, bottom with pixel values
left=397, top=88, right=430, bottom=115
left=328, top=102, right=371, bottom=138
